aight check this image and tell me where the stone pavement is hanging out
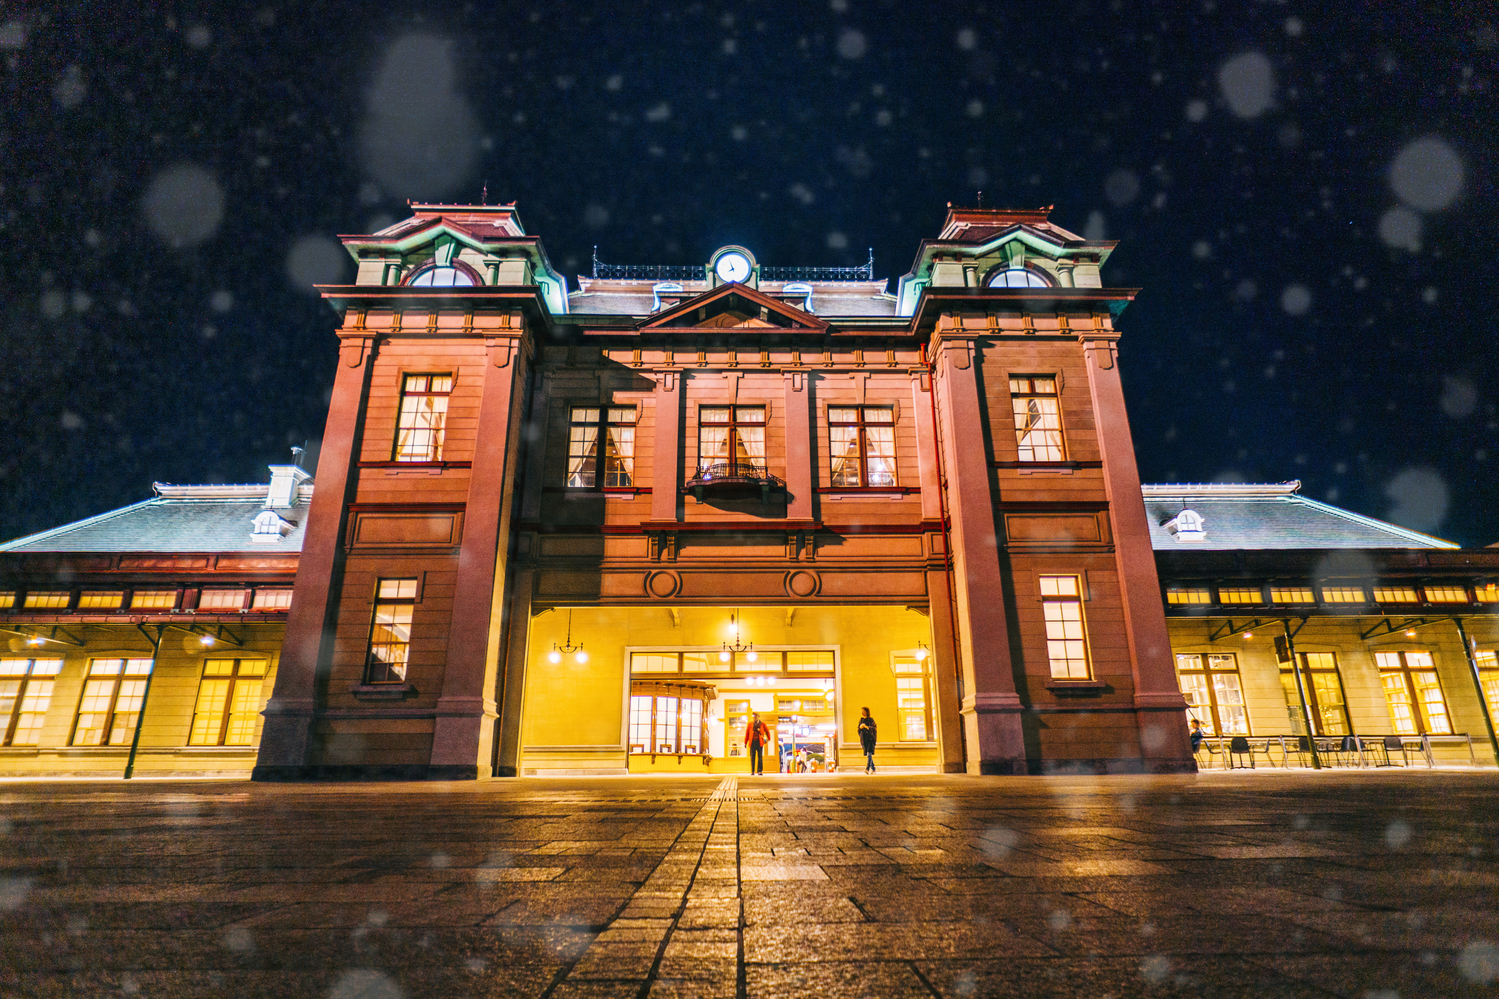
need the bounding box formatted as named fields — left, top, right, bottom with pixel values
left=1, top=771, right=1497, bottom=998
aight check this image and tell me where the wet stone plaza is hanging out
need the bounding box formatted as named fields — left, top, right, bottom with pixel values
left=2, top=772, right=1498, bottom=998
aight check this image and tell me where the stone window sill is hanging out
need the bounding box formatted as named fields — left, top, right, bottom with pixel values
left=350, top=683, right=417, bottom=701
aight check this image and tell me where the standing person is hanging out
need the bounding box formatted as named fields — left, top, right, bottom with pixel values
left=858, top=707, right=878, bottom=774
left=745, top=712, right=769, bottom=776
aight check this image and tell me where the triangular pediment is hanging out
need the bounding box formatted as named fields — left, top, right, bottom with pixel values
left=639, top=283, right=828, bottom=331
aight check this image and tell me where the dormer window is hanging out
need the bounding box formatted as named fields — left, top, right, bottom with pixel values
left=988, top=267, right=1050, bottom=288
left=1165, top=509, right=1206, bottom=542
left=782, top=283, right=814, bottom=312
left=405, top=264, right=476, bottom=287
left=651, top=283, right=683, bottom=312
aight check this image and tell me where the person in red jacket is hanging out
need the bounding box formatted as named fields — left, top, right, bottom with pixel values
left=745, top=713, right=770, bottom=775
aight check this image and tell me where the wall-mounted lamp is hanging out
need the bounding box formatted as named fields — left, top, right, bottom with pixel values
left=915, top=642, right=930, bottom=662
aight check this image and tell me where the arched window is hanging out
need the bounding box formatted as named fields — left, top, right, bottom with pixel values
left=987, top=267, right=1051, bottom=288
left=405, top=264, right=477, bottom=287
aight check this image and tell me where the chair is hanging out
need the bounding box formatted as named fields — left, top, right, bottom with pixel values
left=1329, top=735, right=1364, bottom=767
left=1227, top=736, right=1256, bottom=769
left=1279, top=735, right=1316, bottom=767
left=1375, top=735, right=1410, bottom=767
left=1197, top=739, right=1227, bottom=769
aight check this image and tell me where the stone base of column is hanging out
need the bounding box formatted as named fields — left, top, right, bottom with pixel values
left=251, top=764, right=493, bottom=781
left=961, top=692, right=1027, bottom=775
left=253, top=702, right=315, bottom=769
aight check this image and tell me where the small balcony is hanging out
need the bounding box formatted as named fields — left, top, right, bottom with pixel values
left=683, top=462, right=786, bottom=504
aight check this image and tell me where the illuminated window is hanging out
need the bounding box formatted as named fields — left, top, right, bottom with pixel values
left=1280, top=653, right=1349, bottom=736
left=198, top=589, right=248, bottom=611
left=1175, top=653, right=1248, bottom=735
left=1217, top=587, right=1261, bottom=605
left=1009, top=377, right=1064, bottom=461
left=630, top=653, right=679, bottom=674
left=988, top=267, right=1050, bottom=288
left=1376, top=651, right=1451, bottom=735
left=188, top=659, right=268, bottom=746
left=1166, top=587, right=1213, bottom=605
left=1270, top=587, right=1316, bottom=605
left=0, top=593, right=14, bottom=609
left=568, top=406, right=638, bottom=487
left=698, top=406, right=765, bottom=477
left=1374, top=586, right=1419, bottom=603
left=626, top=683, right=711, bottom=756
left=0, top=659, right=63, bottom=746
left=78, top=591, right=124, bottom=610
left=1423, top=586, right=1468, bottom=603
left=653, top=696, right=680, bottom=753
left=395, top=374, right=453, bottom=462
left=71, top=658, right=154, bottom=746
left=786, top=650, right=835, bottom=671
left=1478, top=651, right=1498, bottom=716
left=828, top=407, right=897, bottom=487
left=1475, top=584, right=1499, bottom=603
left=24, top=592, right=70, bottom=609
left=131, top=590, right=177, bottom=610
left=893, top=656, right=933, bottom=741
left=366, top=579, right=417, bottom=683
left=1040, top=575, right=1090, bottom=679
left=252, top=589, right=293, bottom=611
left=406, top=264, right=475, bottom=287
left=1320, top=586, right=1366, bottom=603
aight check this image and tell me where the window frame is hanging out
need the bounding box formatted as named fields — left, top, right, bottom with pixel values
left=696, top=405, right=767, bottom=478
left=1478, top=651, right=1498, bottom=717
left=567, top=405, right=639, bottom=489
left=1008, top=376, right=1065, bottom=462
left=394, top=373, right=454, bottom=463
left=70, top=658, right=154, bottom=747
left=1039, top=574, right=1092, bottom=680
left=892, top=654, right=934, bottom=741
left=1282, top=652, right=1350, bottom=737
left=0, top=658, right=64, bottom=747
left=986, top=266, right=1053, bottom=288
left=1375, top=650, right=1452, bottom=736
left=187, top=659, right=270, bottom=746
left=827, top=405, right=898, bottom=488
left=1174, top=653, right=1250, bottom=736
left=401, top=262, right=480, bottom=287
left=626, top=682, right=711, bottom=755
left=365, top=579, right=418, bottom=684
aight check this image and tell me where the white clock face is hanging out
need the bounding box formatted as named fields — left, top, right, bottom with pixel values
left=715, top=252, right=751, bottom=283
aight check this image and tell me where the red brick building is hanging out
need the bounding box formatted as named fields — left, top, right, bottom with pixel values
left=243, top=202, right=1197, bottom=778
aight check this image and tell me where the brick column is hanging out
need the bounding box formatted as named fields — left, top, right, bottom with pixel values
left=1082, top=332, right=1196, bottom=773
left=253, top=329, right=375, bottom=779
left=651, top=369, right=682, bottom=524
left=783, top=371, right=813, bottom=523
left=430, top=324, right=530, bottom=779
left=913, top=374, right=964, bottom=772
left=493, top=561, right=535, bottom=777
left=930, top=328, right=1026, bottom=774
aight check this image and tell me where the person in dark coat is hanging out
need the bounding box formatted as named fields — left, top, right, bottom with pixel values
left=1189, top=718, right=1205, bottom=753
left=857, top=707, right=877, bottom=773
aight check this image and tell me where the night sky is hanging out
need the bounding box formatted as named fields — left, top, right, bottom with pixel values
left=2, top=3, right=1495, bottom=545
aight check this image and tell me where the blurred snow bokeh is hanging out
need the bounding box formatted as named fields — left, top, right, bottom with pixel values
left=359, top=35, right=479, bottom=200
left=1383, top=468, right=1450, bottom=533
left=1218, top=53, right=1274, bottom=117
left=142, top=164, right=224, bottom=248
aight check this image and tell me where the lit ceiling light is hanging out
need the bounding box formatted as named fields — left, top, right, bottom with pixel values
left=1405, top=630, right=1416, bottom=637
left=915, top=642, right=929, bottom=662
left=200, top=634, right=215, bottom=646
left=1242, top=632, right=1254, bottom=640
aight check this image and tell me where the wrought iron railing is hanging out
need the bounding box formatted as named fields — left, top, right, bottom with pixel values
left=593, top=248, right=875, bottom=283
left=683, top=462, right=785, bottom=503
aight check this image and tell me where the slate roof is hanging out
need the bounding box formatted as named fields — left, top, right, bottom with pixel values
left=0, top=484, right=309, bottom=554
left=1142, top=482, right=1458, bottom=551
